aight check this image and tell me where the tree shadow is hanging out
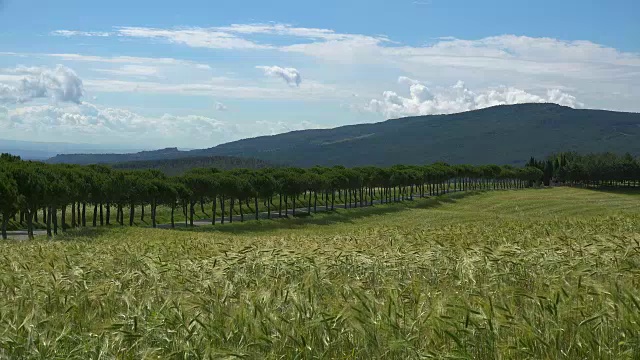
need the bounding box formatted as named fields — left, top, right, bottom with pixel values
left=567, top=186, right=640, bottom=196
left=167, top=191, right=485, bottom=235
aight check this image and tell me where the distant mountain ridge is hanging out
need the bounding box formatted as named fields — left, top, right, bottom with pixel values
left=46, top=103, right=640, bottom=167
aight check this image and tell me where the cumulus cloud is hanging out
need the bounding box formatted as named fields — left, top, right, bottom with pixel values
left=366, top=77, right=582, bottom=118
left=215, top=102, right=228, bottom=111
left=256, top=66, right=302, bottom=87
left=0, top=65, right=84, bottom=104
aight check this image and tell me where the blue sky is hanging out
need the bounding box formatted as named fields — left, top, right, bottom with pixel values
left=1, top=0, right=639, bottom=148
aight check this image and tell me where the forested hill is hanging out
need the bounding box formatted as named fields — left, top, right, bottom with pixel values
left=47, top=147, right=188, bottom=165
left=110, top=156, right=278, bottom=176
left=47, top=103, right=640, bottom=167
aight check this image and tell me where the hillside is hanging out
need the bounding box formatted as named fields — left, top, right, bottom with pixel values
left=47, top=103, right=640, bottom=166
left=110, top=156, right=279, bottom=176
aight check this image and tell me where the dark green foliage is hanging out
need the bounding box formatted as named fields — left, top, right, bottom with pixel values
left=534, top=152, right=640, bottom=187
left=46, top=104, right=640, bottom=167
left=111, top=156, right=278, bottom=175
left=3, top=151, right=574, bottom=239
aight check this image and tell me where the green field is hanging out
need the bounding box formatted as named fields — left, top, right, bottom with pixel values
left=1, top=187, right=639, bottom=358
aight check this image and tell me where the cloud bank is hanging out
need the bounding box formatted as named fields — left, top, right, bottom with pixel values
left=366, top=77, right=582, bottom=118
left=0, top=102, right=323, bottom=149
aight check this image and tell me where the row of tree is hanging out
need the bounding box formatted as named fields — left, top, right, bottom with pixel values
left=1, top=153, right=543, bottom=239
left=527, top=152, right=640, bottom=187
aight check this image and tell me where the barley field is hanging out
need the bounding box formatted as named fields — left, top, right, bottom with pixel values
left=1, top=187, right=639, bottom=359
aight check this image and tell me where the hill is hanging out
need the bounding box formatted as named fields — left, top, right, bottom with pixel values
left=47, top=103, right=640, bottom=166
left=110, top=156, right=279, bottom=176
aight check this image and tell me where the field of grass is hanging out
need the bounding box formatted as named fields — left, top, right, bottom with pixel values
left=1, top=187, right=639, bottom=358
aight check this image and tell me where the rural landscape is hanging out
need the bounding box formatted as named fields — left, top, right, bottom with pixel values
left=1, top=0, right=640, bottom=358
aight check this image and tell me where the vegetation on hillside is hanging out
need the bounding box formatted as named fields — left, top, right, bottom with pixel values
left=0, top=188, right=638, bottom=358
left=528, top=152, right=640, bottom=186
left=46, top=103, right=640, bottom=167
left=111, top=156, right=278, bottom=176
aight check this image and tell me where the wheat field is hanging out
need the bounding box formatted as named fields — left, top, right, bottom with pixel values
left=1, top=187, right=639, bottom=359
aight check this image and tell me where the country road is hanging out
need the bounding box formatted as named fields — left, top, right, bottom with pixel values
left=3, top=191, right=455, bottom=240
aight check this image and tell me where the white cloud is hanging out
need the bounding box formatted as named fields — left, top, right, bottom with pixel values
left=1, top=52, right=212, bottom=70
left=252, top=120, right=324, bottom=136
left=215, top=102, right=227, bottom=111
left=94, top=65, right=161, bottom=77
left=51, top=30, right=111, bottom=37
left=256, top=66, right=301, bottom=87
left=115, top=26, right=271, bottom=50
left=0, top=102, right=236, bottom=147
left=0, top=102, right=324, bottom=148
left=35, top=24, right=640, bottom=112
left=0, top=84, right=19, bottom=103
left=365, top=77, right=582, bottom=118
left=81, top=78, right=340, bottom=100
left=0, top=65, right=84, bottom=104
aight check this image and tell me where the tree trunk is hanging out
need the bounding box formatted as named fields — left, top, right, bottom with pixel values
left=239, top=200, right=244, bottom=222
left=82, top=203, right=86, bottom=227
left=61, top=205, right=67, bottom=231
left=93, top=204, right=98, bottom=227
left=220, top=196, right=225, bottom=224
left=314, top=192, right=318, bottom=213
left=189, top=201, right=194, bottom=226
left=1, top=216, right=8, bottom=240
left=106, top=203, right=111, bottom=225
left=52, top=208, right=58, bottom=235
left=331, top=191, right=335, bottom=210
left=171, top=203, right=175, bottom=229
left=255, top=197, right=259, bottom=221
left=338, top=189, right=349, bottom=209
left=267, top=199, right=271, bottom=219
left=99, top=203, right=104, bottom=226
left=26, top=210, right=34, bottom=240
left=34, top=209, right=38, bottom=224
left=184, top=202, right=188, bottom=227
left=46, top=206, right=52, bottom=238
left=129, top=203, right=135, bottom=226
left=279, top=193, right=283, bottom=218
left=200, top=197, right=206, bottom=215
left=71, top=202, right=76, bottom=228
left=141, top=203, right=145, bottom=222
left=229, top=199, right=234, bottom=223
left=212, top=197, right=217, bottom=225
left=151, top=199, right=157, bottom=228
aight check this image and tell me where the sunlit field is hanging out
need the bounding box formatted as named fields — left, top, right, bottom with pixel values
left=1, top=187, right=639, bottom=358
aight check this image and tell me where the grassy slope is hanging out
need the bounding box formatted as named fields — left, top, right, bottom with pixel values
left=0, top=188, right=639, bottom=358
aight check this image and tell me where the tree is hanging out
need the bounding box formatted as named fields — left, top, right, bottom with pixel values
left=0, top=166, right=20, bottom=240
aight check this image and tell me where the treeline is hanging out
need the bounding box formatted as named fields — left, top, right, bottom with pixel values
left=528, top=152, right=640, bottom=187
left=0, top=153, right=543, bottom=239
left=111, top=156, right=278, bottom=176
